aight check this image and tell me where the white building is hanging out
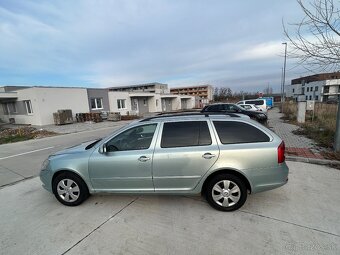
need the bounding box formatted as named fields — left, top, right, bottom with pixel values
left=0, top=86, right=89, bottom=125
left=286, top=72, right=340, bottom=102
left=0, top=83, right=195, bottom=126
left=108, top=83, right=194, bottom=116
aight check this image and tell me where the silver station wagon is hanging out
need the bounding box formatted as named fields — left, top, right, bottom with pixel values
left=40, top=113, right=289, bottom=211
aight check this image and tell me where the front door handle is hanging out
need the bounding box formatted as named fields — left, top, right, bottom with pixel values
left=138, top=156, right=150, bottom=162
left=202, top=153, right=216, bottom=159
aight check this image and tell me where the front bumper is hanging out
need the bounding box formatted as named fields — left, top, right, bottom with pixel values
left=39, top=169, right=53, bottom=193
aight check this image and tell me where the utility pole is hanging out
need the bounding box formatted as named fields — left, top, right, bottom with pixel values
left=334, top=102, right=340, bottom=151
left=281, top=42, right=287, bottom=113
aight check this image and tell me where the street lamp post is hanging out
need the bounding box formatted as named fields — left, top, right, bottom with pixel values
left=281, top=42, right=287, bottom=113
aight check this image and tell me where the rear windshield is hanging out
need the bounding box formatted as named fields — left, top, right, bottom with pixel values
left=213, top=121, right=270, bottom=144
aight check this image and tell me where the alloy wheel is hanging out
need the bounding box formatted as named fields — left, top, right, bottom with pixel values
left=57, top=179, right=80, bottom=202
left=211, top=180, right=241, bottom=207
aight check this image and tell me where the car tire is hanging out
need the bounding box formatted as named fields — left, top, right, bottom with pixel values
left=205, top=174, right=247, bottom=211
left=52, top=172, right=89, bottom=206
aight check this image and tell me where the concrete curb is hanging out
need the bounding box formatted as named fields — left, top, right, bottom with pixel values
left=286, top=155, right=340, bottom=167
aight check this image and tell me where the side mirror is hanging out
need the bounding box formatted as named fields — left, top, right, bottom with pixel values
left=99, top=143, right=107, bottom=154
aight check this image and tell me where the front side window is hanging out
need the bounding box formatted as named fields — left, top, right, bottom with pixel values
left=91, top=98, right=103, bottom=110
left=117, top=99, right=126, bottom=109
left=24, top=100, right=33, bottom=114
left=106, top=124, right=157, bottom=152
left=213, top=121, right=270, bottom=144
left=161, top=121, right=212, bottom=148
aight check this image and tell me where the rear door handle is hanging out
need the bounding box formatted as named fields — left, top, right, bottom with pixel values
left=202, top=153, right=216, bottom=159
left=138, top=156, right=150, bottom=162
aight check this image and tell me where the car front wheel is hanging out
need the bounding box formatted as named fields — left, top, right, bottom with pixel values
left=52, top=172, right=89, bottom=206
left=206, top=174, right=247, bottom=211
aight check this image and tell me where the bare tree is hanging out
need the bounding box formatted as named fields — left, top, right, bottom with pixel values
left=284, top=0, right=340, bottom=71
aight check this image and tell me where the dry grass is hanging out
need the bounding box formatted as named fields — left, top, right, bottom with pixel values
left=282, top=101, right=337, bottom=149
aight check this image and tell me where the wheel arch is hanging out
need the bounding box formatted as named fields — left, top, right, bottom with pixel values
left=201, top=168, right=252, bottom=195
left=52, top=169, right=91, bottom=194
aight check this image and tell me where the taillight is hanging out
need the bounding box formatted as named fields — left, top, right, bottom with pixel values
left=278, top=141, right=285, bottom=163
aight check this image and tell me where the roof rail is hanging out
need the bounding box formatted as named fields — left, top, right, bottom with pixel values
left=140, top=111, right=241, bottom=122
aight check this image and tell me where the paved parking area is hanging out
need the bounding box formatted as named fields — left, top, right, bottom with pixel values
left=0, top=161, right=339, bottom=255
left=267, top=108, right=326, bottom=159
left=267, top=108, right=315, bottom=149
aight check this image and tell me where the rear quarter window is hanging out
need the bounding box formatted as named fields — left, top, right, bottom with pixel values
left=213, top=121, right=270, bottom=144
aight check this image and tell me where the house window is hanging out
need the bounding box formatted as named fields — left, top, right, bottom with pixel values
left=305, top=96, right=308, bottom=100
left=24, top=100, right=33, bottom=114
left=307, top=87, right=309, bottom=92
left=6, top=102, right=17, bottom=114
left=143, top=99, right=147, bottom=106
left=309, top=95, right=312, bottom=100
left=315, top=95, right=319, bottom=100
left=292, top=88, right=295, bottom=93
left=117, top=99, right=126, bottom=109
left=91, top=98, right=103, bottom=110
left=310, top=87, right=313, bottom=91
left=315, top=86, right=318, bottom=91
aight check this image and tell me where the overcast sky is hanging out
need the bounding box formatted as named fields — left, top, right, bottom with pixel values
left=0, top=0, right=310, bottom=92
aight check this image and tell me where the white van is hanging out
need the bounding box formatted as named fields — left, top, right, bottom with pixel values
left=237, top=99, right=267, bottom=112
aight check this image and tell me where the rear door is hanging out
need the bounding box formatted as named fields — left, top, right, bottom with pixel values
left=152, top=120, right=219, bottom=191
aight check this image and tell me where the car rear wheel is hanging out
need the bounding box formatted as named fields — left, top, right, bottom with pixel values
left=206, top=174, right=247, bottom=211
left=52, top=172, right=89, bottom=206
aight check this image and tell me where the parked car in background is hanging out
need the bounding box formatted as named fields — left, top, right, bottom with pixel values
left=201, top=103, right=267, bottom=124
left=239, top=104, right=261, bottom=112
left=40, top=113, right=288, bottom=211
left=237, top=99, right=268, bottom=112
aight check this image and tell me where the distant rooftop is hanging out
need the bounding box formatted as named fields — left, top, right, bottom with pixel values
left=291, top=72, right=340, bottom=85
left=108, top=82, right=167, bottom=90
left=170, top=84, right=213, bottom=89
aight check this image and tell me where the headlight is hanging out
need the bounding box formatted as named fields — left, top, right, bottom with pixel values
left=41, top=158, right=50, bottom=170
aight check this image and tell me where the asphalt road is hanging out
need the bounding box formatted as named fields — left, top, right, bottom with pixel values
left=0, top=162, right=339, bottom=255
left=0, top=122, right=130, bottom=187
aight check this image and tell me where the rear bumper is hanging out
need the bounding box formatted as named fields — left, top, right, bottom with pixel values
left=247, top=162, right=289, bottom=193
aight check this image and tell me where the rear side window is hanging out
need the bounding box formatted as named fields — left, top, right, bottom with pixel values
left=205, top=105, right=222, bottom=111
left=246, top=100, right=264, bottom=106
left=213, top=121, right=270, bottom=144
left=161, top=121, right=212, bottom=148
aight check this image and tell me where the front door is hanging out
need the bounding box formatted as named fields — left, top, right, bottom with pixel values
left=137, top=97, right=149, bottom=116
left=152, top=121, right=219, bottom=191
left=88, top=123, right=158, bottom=191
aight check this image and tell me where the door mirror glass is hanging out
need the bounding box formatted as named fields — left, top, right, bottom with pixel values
left=99, top=143, right=107, bottom=154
